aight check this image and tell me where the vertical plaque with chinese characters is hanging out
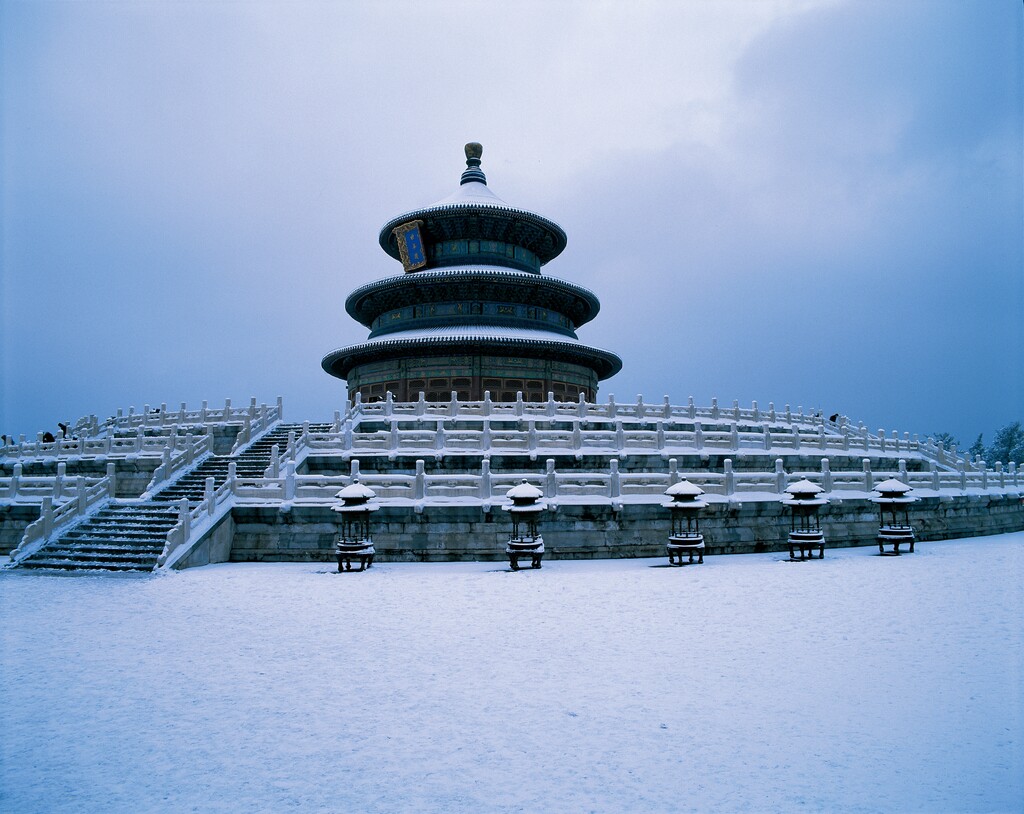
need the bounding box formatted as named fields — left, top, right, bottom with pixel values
left=392, top=220, right=427, bottom=272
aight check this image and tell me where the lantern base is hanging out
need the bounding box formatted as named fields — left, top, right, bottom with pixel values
left=336, top=540, right=375, bottom=572
left=667, top=534, right=705, bottom=565
left=787, top=531, right=825, bottom=560
left=878, top=526, right=915, bottom=555
left=506, top=537, right=544, bottom=570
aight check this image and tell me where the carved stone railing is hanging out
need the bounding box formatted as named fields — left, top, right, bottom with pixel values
left=7, top=467, right=117, bottom=565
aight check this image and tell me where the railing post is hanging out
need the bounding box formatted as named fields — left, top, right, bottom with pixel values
left=449, top=391, right=459, bottom=417
left=694, top=420, right=704, bottom=450
left=283, top=463, right=295, bottom=502
left=764, top=428, right=772, bottom=450
left=205, top=477, right=216, bottom=514
left=55, top=462, right=65, bottom=500
left=615, top=421, right=625, bottom=453
left=687, top=396, right=695, bottom=420
left=106, top=462, right=117, bottom=498
left=201, top=400, right=208, bottom=423
left=819, top=426, right=826, bottom=450
left=350, top=459, right=360, bottom=480
left=732, top=399, right=740, bottom=422
left=77, top=476, right=87, bottom=514
left=578, top=392, right=587, bottom=419
left=768, top=402, right=776, bottom=422
left=821, top=458, right=832, bottom=492
left=662, top=395, right=671, bottom=419
left=724, top=459, right=734, bottom=495
left=609, top=459, right=620, bottom=498
left=863, top=459, right=873, bottom=492
left=775, top=459, right=786, bottom=493
left=528, top=421, right=537, bottom=459
left=980, top=462, right=988, bottom=490
left=785, top=404, right=792, bottom=424
left=11, top=463, right=21, bottom=498
left=416, top=391, right=426, bottom=416
left=878, top=429, right=886, bottom=452
left=636, top=394, right=645, bottom=419
left=180, top=402, right=188, bottom=422
left=480, top=459, right=491, bottom=500
left=669, top=457, right=679, bottom=485
left=752, top=400, right=760, bottom=422
left=996, top=462, right=1004, bottom=489
left=547, top=392, right=556, bottom=417
left=414, top=460, right=425, bottom=500
left=483, top=390, right=492, bottom=416
left=607, top=393, right=617, bottom=418
left=384, top=391, right=393, bottom=418
left=573, top=422, right=582, bottom=452
left=276, top=395, right=284, bottom=420
left=482, top=419, right=491, bottom=453
left=932, top=469, right=940, bottom=491
left=730, top=424, right=739, bottom=451
left=228, top=462, right=237, bottom=495
left=656, top=422, right=665, bottom=452
left=1010, top=462, right=1018, bottom=487
left=41, top=496, right=54, bottom=539
left=434, top=422, right=445, bottom=451
left=897, top=459, right=908, bottom=485
left=546, top=459, right=557, bottom=497
left=958, top=460, right=967, bottom=491
left=515, top=391, right=524, bottom=417
left=711, top=397, right=719, bottom=420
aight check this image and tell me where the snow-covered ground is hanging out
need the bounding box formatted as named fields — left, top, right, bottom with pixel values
left=2, top=536, right=1022, bottom=813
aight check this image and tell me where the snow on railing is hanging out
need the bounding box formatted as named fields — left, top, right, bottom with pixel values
left=0, top=427, right=209, bottom=463
left=7, top=467, right=117, bottom=565
left=100, top=396, right=283, bottom=435
left=228, top=400, right=283, bottom=455
left=157, top=463, right=238, bottom=569
left=0, top=463, right=108, bottom=504
left=222, top=456, right=1020, bottom=510
left=334, top=393, right=982, bottom=475
left=141, top=432, right=215, bottom=498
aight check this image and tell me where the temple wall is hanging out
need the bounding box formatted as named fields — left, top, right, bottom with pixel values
left=348, top=355, right=597, bottom=404
left=226, top=494, right=1024, bottom=564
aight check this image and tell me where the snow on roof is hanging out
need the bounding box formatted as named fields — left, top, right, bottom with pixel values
left=665, top=479, right=705, bottom=499
left=431, top=180, right=508, bottom=208
left=371, top=324, right=580, bottom=343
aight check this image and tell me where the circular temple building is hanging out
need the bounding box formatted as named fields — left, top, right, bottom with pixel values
left=322, top=143, right=622, bottom=404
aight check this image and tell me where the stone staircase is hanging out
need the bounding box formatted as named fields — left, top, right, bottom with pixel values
left=12, top=422, right=327, bottom=572
left=16, top=504, right=180, bottom=572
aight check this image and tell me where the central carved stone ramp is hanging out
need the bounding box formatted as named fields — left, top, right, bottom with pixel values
left=17, top=504, right=180, bottom=571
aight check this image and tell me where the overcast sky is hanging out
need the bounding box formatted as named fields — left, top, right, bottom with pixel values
left=3, top=1, right=1021, bottom=448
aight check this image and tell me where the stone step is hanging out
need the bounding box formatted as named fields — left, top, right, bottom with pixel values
left=65, top=532, right=169, bottom=544
left=21, top=558, right=154, bottom=572
left=52, top=542, right=165, bottom=556
left=42, top=548, right=160, bottom=562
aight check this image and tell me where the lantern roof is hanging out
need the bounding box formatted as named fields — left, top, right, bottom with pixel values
left=336, top=480, right=375, bottom=501
left=784, top=478, right=825, bottom=497
left=665, top=479, right=706, bottom=499
left=506, top=479, right=543, bottom=501
left=871, top=478, right=917, bottom=504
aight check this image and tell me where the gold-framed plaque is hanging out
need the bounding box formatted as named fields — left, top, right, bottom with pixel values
left=392, top=220, right=427, bottom=272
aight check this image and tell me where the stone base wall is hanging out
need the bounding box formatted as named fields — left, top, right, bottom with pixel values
left=0, top=504, right=41, bottom=555
left=228, top=494, right=1024, bottom=564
